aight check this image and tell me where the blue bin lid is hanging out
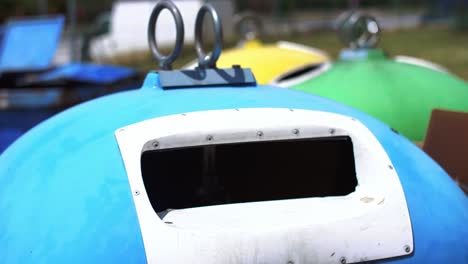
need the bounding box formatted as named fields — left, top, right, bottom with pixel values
left=0, top=16, right=64, bottom=73
left=32, top=63, right=137, bottom=85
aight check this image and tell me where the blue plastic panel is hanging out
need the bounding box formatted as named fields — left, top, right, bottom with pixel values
left=5, top=88, right=62, bottom=108
left=0, top=16, right=64, bottom=72
left=34, top=63, right=137, bottom=84
left=0, top=26, right=4, bottom=50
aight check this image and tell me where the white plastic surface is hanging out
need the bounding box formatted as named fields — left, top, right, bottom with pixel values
left=115, top=108, right=413, bottom=264
left=394, top=55, right=450, bottom=73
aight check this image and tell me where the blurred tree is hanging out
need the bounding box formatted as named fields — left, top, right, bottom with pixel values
left=0, top=0, right=113, bottom=25
left=455, top=0, right=468, bottom=31
left=0, top=0, right=37, bottom=22
left=38, top=0, right=48, bottom=15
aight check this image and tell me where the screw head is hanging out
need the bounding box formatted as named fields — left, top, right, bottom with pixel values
left=388, top=165, right=394, bottom=170
left=329, top=128, right=336, bottom=135
left=340, top=257, right=346, bottom=264
left=257, top=131, right=264, bottom=137
left=152, top=141, right=159, bottom=148
left=134, top=190, right=140, bottom=196
left=404, top=245, right=411, bottom=253
left=292, top=128, right=300, bottom=135
left=206, top=135, right=213, bottom=141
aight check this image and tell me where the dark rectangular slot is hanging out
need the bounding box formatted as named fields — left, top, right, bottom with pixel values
left=141, top=136, right=357, bottom=216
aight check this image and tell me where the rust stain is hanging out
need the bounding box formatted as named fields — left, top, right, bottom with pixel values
left=378, top=198, right=385, bottom=205
left=360, top=197, right=374, bottom=203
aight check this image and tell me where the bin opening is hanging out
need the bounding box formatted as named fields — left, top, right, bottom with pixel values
left=276, top=64, right=323, bottom=82
left=141, top=136, right=357, bottom=217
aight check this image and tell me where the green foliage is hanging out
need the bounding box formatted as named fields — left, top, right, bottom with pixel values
left=0, top=0, right=113, bottom=24
left=0, top=0, right=37, bottom=22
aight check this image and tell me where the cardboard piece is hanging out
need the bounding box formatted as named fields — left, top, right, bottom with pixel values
left=423, top=109, right=468, bottom=194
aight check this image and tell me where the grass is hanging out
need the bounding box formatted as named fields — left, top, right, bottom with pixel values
left=108, top=26, right=468, bottom=81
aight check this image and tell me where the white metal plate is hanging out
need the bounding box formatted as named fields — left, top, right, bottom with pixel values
left=115, top=108, right=413, bottom=264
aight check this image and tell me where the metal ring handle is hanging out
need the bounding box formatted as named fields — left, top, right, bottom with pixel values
left=233, top=11, right=263, bottom=41
left=148, top=0, right=184, bottom=70
left=195, top=4, right=223, bottom=68
left=337, top=12, right=380, bottom=49
left=355, top=15, right=380, bottom=49
left=336, top=10, right=356, bottom=43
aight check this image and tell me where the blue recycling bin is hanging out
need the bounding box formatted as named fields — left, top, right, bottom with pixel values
left=0, top=16, right=140, bottom=153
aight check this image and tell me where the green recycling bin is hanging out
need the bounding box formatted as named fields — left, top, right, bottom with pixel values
left=276, top=13, right=468, bottom=142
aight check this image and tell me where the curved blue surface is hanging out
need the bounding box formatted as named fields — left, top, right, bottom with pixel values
left=0, top=73, right=466, bottom=263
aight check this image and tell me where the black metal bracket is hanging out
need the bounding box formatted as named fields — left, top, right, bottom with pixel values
left=158, top=65, right=256, bottom=89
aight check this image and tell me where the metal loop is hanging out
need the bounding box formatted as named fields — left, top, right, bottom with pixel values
left=148, top=0, right=184, bottom=70
left=337, top=12, right=380, bottom=49
left=195, top=4, right=223, bottom=68
left=233, top=11, right=263, bottom=41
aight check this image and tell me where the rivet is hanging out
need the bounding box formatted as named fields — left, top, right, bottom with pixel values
left=289, top=109, right=294, bottom=112
left=257, top=131, right=264, bottom=137
left=118, top=128, right=125, bottom=132
left=329, top=128, right=336, bottom=135
left=206, top=135, right=213, bottom=141
left=339, top=257, right=346, bottom=264
left=181, top=113, right=186, bottom=116
left=287, top=261, right=294, bottom=264
left=152, top=141, right=159, bottom=148
left=292, top=128, right=300, bottom=135
left=235, top=108, right=240, bottom=111
left=351, top=118, right=356, bottom=121
left=134, top=190, right=140, bottom=196
left=388, top=165, right=394, bottom=170
left=404, top=245, right=411, bottom=253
